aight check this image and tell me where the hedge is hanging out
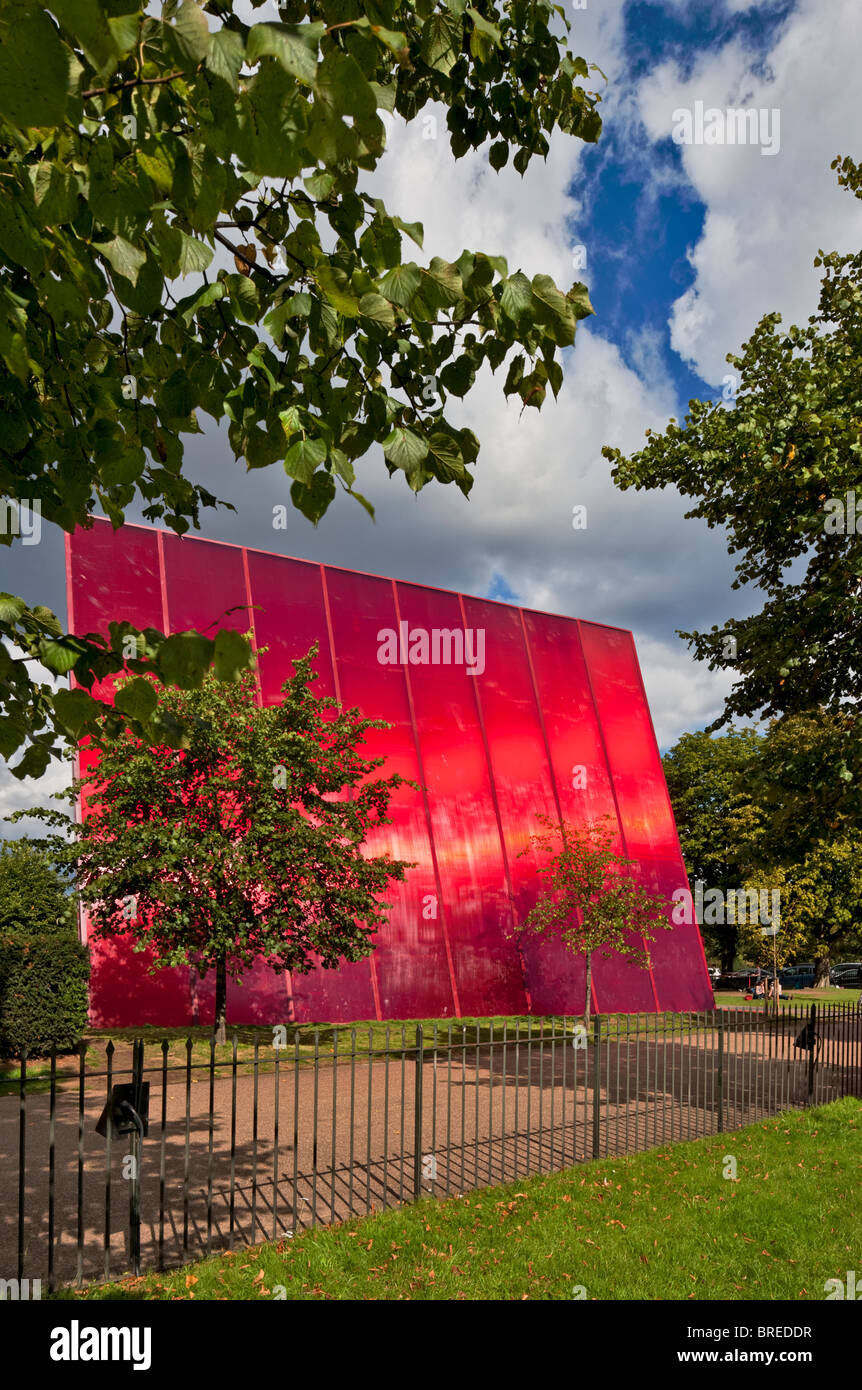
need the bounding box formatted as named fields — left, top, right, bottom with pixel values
left=0, top=928, right=90, bottom=1058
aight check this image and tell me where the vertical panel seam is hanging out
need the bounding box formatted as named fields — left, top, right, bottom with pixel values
left=576, top=620, right=661, bottom=1015
left=519, top=609, right=594, bottom=1013
left=392, top=579, right=461, bottom=1019
left=322, top=565, right=381, bottom=1023
left=461, top=595, right=530, bottom=1014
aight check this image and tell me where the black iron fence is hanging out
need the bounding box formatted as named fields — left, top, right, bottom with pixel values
left=3, top=1001, right=861, bottom=1292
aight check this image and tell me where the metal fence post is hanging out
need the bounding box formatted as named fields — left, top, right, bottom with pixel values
left=592, top=1016, right=602, bottom=1160
left=129, top=1038, right=144, bottom=1275
left=807, top=1004, right=816, bottom=1108
left=717, top=1012, right=724, bottom=1133
left=413, top=1025, right=424, bottom=1201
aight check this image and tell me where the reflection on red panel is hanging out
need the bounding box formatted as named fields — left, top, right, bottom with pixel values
left=325, top=568, right=456, bottom=1019
left=394, top=583, right=527, bottom=1016
left=161, top=534, right=249, bottom=638
left=66, top=520, right=713, bottom=1025
left=578, top=623, right=713, bottom=1012
left=66, top=522, right=197, bottom=1028
left=521, top=612, right=658, bottom=1014
left=243, top=552, right=377, bottom=1023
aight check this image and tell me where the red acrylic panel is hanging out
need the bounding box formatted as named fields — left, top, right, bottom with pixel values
left=521, top=611, right=658, bottom=1014
left=578, top=621, right=714, bottom=1012
left=460, top=597, right=574, bottom=1014
left=243, top=551, right=377, bottom=1023
left=66, top=520, right=714, bottom=1025
left=65, top=521, right=196, bottom=1028
left=394, top=582, right=528, bottom=1016
left=324, top=567, right=457, bottom=1019
left=160, top=533, right=250, bottom=638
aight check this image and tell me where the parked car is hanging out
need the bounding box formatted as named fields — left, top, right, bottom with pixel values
left=830, top=964, right=862, bottom=988
left=780, top=967, right=813, bottom=990
left=781, top=965, right=816, bottom=989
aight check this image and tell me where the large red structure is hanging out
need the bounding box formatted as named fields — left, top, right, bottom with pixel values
left=66, top=519, right=713, bottom=1025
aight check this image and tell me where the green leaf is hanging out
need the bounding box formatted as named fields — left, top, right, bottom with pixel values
left=377, top=263, right=422, bottom=308
left=53, top=687, right=100, bottom=738
left=284, top=437, right=327, bottom=485
left=383, top=427, right=429, bottom=473
left=172, top=1, right=211, bottom=65
left=358, top=292, right=396, bottom=329
left=213, top=628, right=250, bottom=683
left=11, top=742, right=52, bottom=780
left=426, top=433, right=465, bottom=481
left=531, top=273, right=576, bottom=346
left=0, top=593, right=26, bottom=624
left=207, top=28, right=245, bottom=90
left=114, top=677, right=159, bottom=722
left=51, top=0, right=134, bottom=75
left=500, top=271, right=533, bottom=322
left=177, top=233, right=213, bottom=276
left=392, top=217, right=424, bottom=250
left=315, top=50, right=377, bottom=121
left=98, top=235, right=146, bottom=287
left=246, top=23, right=318, bottom=87
left=157, top=633, right=214, bottom=690
left=39, top=640, right=81, bottom=675
left=0, top=7, right=69, bottom=129
left=290, top=471, right=336, bottom=524
left=420, top=12, right=462, bottom=76
left=315, top=264, right=361, bottom=317
left=423, top=258, right=463, bottom=308
left=567, top=281, right=595, bottom=320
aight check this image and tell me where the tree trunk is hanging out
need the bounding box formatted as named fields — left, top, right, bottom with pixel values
left=584, top=949, right=592, bottom=1033
left=814, top=955, right=830, bottom=989
left=214, top=954, right=227, bottom=1046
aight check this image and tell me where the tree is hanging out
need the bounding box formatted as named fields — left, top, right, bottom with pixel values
left=603, top=156, right=862, bottom=826
left=0, top=0, right=601, bottom=774
left=24, top=645, right=414, bottom=1042
left=738, top=837, right=862, bottom=989
left=516, top=815, right=672, bottom=1029
left=662, top=726, right=763, bottom=971
left=0, top=836, right=77, bottom=934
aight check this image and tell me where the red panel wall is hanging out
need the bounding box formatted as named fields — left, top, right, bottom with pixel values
left=66, top=519, right=713, bottom=1024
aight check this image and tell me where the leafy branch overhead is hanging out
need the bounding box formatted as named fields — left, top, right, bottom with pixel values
left=0, top=0, right=600, bottom=771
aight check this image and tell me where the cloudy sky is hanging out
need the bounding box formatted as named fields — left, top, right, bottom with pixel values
left=3, top=0, right=862, bottom=825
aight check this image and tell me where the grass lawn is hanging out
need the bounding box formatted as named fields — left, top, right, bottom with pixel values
left=55, top=1097, right=862, bottom=1302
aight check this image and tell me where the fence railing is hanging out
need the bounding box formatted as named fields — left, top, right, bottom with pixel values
left=3, top=1000, right=861, bottom=1292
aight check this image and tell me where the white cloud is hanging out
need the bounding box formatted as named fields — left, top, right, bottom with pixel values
left=636, top=0, right=862, bottom=384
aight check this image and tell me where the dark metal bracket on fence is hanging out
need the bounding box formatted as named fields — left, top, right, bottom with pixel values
left=94, top=1040, right=148, bottom=1275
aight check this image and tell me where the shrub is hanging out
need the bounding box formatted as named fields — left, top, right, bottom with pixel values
left=0, top=928, right=89, bottom=1058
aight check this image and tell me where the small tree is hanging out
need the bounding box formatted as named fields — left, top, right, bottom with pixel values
left=517, top=815, right=673, bottom=1030
left=31, top=644, right=413, bottom=1043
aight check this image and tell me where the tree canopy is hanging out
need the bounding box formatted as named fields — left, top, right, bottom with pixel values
left=0, top=835, right=77, bottom=934
left=516, top=814, right=671, bottom=1028
left=0, top=0, right=601, bottom=777
left=661, top=726, right=763, bottom=970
